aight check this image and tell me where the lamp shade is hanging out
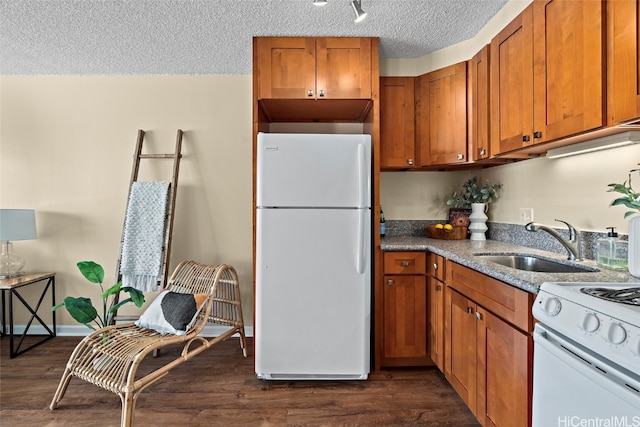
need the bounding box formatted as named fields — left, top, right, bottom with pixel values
left=0, top=209, right=37, bottom=241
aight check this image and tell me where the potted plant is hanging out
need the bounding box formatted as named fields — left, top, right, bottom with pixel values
left=608, top=164, right=640, bottom=277
left=52, top=261, right=145, bottom=330
left=446, top=177, right=502, bottom=241
left=446, top=176, right=502, bottom=208
left=608, top=164, right=640, bottom=218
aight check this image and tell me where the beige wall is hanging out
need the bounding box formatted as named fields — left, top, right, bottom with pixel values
left=380, top=146, right=640, bottom=234
left=1, top=75, right=254, bottom=327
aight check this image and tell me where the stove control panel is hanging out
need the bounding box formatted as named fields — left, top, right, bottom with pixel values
left=533, top=290, right=640, bottom=371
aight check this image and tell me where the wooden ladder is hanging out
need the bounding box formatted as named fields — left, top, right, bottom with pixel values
left=112, top=129, right=183, bottom=323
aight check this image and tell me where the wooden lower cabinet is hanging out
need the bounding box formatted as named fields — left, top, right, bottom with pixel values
left=380, top=252, right=431, bottom=367
left=444, top=262, right=534, bottom=427
left=428, top=253, right=446, bottom=371
left=445, top=287, right=478, bottom=415
left=383, top=275, right=427, bottom=361
left=476, top=307, right=531, bottom=427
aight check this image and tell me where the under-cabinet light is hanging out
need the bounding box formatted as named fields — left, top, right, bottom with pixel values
left=546, top=131, right=640, bottom=159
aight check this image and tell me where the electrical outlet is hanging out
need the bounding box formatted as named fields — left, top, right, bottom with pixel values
left=519, top=208, right=534, bottom=224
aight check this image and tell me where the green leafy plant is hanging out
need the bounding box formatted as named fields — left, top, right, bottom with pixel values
left=608, top=164, right=640, bottom=218
left=446, top=176, right=502, bottom=208
left=52, top=261, right=145, bottom=330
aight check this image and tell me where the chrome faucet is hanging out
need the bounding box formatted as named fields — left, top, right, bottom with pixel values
left=525, top=219, right=583, bottom=261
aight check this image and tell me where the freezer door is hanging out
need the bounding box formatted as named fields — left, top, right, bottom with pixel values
left=255, top=208, right=371, bottom=379
left=256, top=133, right=371, bottom=208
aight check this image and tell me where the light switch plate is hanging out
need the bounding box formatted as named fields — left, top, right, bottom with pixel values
left=519, top=208, right=534, bottom=224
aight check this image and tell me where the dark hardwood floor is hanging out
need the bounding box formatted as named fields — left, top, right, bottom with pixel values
left=1, top=336, right=480, bottom=426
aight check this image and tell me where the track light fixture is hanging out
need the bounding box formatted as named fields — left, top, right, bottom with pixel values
left=351, top=0, right=367, bottom=22
left=311, top=0, right=367, bottom=23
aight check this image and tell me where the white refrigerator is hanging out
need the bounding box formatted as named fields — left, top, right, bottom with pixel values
left=255, top=132, right=371, bottom=380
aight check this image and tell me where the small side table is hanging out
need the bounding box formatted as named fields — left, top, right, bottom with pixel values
left=0, top=273, right=56, bottom=358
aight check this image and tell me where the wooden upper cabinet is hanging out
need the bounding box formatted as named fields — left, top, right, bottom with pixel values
left=490, top=6, right=534, bottom=155
left=468, top=45, right=492, bottom=161
left=316, top=38, right=372, bottom=99
left=608, top=0, right=640, bottom=124
left=380, top=77, right=416, bottom=169
left=491, top=0, right=605, bottom=157
left=416, top=62, right=468, bottom=166
left=257, top=38, right=316, bottom=99
left=532, top=0, right=605, bottom=142
left=256, top=37, right=372, bottom=100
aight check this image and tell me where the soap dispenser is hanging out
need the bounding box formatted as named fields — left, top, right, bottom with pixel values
left=596, top=227, right=628, bottom=270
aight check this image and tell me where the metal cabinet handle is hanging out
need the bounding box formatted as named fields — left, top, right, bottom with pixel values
left=533, top=131, right=542, bottom=139
left=408, top=158, right=414, bottom=165
left=457, top=154, right=464, bottom=160
left=435, top=284, right=442, bottom=291
left=319, top=89, right=325, bottom=97
left=307, top=90, right=314, bottom=97
left=433, top=263, right=438, bottom=270
left=401, top=261, right=410, bottom=267
left=467, top=307, right=473, bottom=314
left=523, top=135, right=530, bottom=142
left=476, top=311, right=483, bottom=320
left=386, top=279, right=394, bottom=286
left=480, top=149, right=486, bottom=156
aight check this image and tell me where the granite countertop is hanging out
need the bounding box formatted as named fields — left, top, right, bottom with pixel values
left=381, top=236, right=640, bottom=294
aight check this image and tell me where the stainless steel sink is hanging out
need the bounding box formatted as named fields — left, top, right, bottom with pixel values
left=474, top=253, right=598, bottom=273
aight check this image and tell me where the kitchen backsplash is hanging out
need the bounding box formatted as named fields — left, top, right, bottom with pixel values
left=384, top=220, right=628, bottom=262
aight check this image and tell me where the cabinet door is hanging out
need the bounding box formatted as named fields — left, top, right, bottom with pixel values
left=429, top=253, right=446, bottom=282
left=257, top=38, right=316, bottom=99
left=476, top=307, right=532, bottom=427
left=380, top=77, right=416, bottom=169
left=445, top=287, right=477, bottom=415
left=316, top=38, right=372, bottom=99
left=532, top=0, right=605, bottom=142
left=383, top=275, right=427, bottom=359
left=428, top=275, right=445, bottom=371
left=490, top=5, right=534, bottom=155
left=416, top=62, right=468, bottom=166
left=469, top=45, right=491, bottom=161
left=608, top=0, right=640, bottom=124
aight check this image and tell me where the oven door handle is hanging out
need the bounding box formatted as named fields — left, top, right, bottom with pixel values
left=534, top=325, right=640, bottom=408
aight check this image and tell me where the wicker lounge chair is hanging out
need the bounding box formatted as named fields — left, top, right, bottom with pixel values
left=49, top=261, right=247, bottom=427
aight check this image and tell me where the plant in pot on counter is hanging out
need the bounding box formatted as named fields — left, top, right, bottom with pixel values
left=446, top=176, right=503, bottom=208
left=446, top=176, right=502, bottom=241
left=52, top=261, right=145, bottom=330
left=608, top=164, right=640, bottom=218
left=608, top=163, right=640, bottom=278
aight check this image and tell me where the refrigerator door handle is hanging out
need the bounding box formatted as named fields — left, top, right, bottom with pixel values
left=357, top=143, right=367, bottom=209
left=356, top=209, right=366, bottom=274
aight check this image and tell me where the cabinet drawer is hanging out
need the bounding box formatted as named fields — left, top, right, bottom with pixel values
left=384, top=252, right=426, bottom=275
left=446, top=261, right=534, bottom=332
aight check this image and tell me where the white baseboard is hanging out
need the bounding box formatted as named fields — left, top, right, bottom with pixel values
left=6, top=324, right=254, bottom=338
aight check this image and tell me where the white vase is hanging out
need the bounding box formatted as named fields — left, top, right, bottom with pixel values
left=469, top=203, right=488, bottom=241
left=629, top=215, right=640, bottom=278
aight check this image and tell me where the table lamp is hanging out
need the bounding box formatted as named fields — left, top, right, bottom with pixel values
left=0, top=209, right=37, bottom=279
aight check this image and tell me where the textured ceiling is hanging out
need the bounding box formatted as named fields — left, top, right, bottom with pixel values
left=0, top=0, right=510, bottom=75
